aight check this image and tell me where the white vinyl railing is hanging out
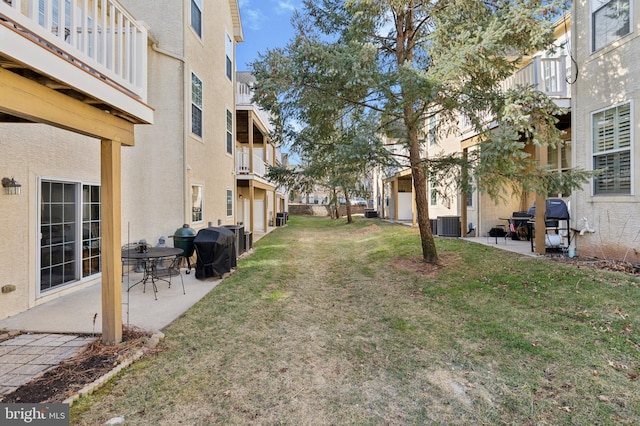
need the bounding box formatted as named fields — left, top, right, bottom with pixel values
left=236, top=150, right=267, bottom=177
left=237, top=81, right=274, bottom=133
left=501, top=56, right=568, bottom=98
left=460, top=56, right=569, bottom=134
left=1, top=0, right=148, bottom=100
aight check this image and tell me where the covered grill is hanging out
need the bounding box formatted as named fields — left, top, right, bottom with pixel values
left=193, top=227, right=237, bottom=279
left=172, top=224, right=197, bottom=274
left=527, top=199, right=571, bottom=252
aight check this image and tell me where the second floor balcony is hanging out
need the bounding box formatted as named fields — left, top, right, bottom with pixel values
left=236, top=149, right=267, bottom=178
left=0, top=0, right=152, bottom=124
left=460, top=55, right=570, bottom=137
left=501, top=56, right=569, bottom=100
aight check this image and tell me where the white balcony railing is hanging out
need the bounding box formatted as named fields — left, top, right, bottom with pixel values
left=1, top=0, right=148, bottom=101
left=236, top=150, right=267, bottom=177
left=237, top=81, right=274, bottom=133
left=459, top=56, right=569, bottom=135
left=501, top=56, right=568, bottom=98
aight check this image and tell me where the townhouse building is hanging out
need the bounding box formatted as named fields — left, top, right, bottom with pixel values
left=571, top=0, right=640, bottom=263
left=235, top=71, right=288, bottom=236
left=379, top=13, right=572, bottom=249
left=0, top=0, right=154, bottom=342
left=0, top=0, right=244, bottom=343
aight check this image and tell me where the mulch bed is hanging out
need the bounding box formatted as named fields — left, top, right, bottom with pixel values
left=1, top=327, right=154, bottom=404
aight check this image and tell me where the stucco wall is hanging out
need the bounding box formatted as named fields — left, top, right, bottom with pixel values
left=0, top=125, right=101, bottom=318
left=572, top=1, right=640, bottom=263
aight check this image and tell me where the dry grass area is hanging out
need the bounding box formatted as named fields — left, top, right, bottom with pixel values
left=72, top=216, right=640, bottom=425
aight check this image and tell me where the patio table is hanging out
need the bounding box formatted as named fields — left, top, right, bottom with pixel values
left=122, top=247, right=183, bottom=299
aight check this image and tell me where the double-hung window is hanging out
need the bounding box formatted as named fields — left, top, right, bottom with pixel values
left=191, top=73, right=203, bottom=138
left=226, top=190, right=233, bottom=217
left=40, top=180, right=101, bottom=293
left=548, top=139, right=572, bottom=197
left=191, top=185, right=203, bottom=223
left=592, top=102, right=632, bottom=195
left=191, top=0, right=202, bottom=38
left=226, top=109, right=233, bottom=154
left=225, top=33, right=233, bottom=80
left=428, top=115, right=437, bottom=146
left=592, top=0, right=631, bottom=51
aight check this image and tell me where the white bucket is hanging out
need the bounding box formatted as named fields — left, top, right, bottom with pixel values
left=545, top=234, right=562, bottom=248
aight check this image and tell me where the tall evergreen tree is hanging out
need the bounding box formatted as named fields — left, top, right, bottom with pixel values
left=252, top=0, right=588, bottom=264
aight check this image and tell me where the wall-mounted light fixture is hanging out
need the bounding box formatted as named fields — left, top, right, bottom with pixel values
left=2, top=177, right=21, bottom=195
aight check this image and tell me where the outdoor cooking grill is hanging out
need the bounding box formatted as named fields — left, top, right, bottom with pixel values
left=172, top=224, right=197, bottom=274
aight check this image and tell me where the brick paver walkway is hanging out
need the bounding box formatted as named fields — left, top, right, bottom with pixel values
left=0, top=333, right=96, bottom=397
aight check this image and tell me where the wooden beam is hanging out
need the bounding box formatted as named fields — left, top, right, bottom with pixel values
left=101, top=139, right=123, bottom=345
left=0, top=67, right=135, bottom=146
left=534, top=145, right=548, bottom=255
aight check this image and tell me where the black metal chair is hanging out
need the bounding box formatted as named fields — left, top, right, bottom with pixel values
left=154, top=255, right=186, bottom=295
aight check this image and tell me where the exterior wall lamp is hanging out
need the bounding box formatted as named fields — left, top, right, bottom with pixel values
left=2, top=177, right=21, bottom=195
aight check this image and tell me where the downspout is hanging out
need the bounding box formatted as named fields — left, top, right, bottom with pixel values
left=150, top=39, right=189, bottom=224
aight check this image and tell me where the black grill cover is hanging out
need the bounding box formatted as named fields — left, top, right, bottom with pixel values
left=527, top=198, right=569, bottom=220
left=194, top=227, right=237, bottom=279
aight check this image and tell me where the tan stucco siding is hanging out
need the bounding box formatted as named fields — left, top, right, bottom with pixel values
left=0, top=125, right=101, bottom=318
left=572, top=1, right=640, bottom=262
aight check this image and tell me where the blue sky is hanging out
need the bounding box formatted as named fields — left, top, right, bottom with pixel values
left=236, top=0, right=302, bottom=71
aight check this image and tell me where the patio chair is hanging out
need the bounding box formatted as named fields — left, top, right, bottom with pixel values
left=154, top=255, right=186, bottom=295
left=121, top=242, right=140, bottom=278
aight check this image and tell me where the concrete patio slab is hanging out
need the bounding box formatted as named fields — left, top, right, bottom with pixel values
left=0, top=268, right=223, bottom=335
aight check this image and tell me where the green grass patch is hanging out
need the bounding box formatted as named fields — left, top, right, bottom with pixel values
left=72, top=215, right=640, bottom=425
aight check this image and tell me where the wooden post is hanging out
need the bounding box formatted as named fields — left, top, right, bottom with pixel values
left=534, top=144, right=548, bottom=255
left=249, top=181, right=255, bottom=233
left=101, top=139, right=123, bottom=345
left=460, top=148, right=468, bottom=237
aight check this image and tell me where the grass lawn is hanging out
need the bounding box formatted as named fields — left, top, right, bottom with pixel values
left=72, top=216, right=640, bottom=425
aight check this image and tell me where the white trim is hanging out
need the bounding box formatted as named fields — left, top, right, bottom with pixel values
left=191, top=183, right=204, bottom=224
left=589, top=100, right=634, bottom=196
left=36, top=176, right=102, bottom=299
left=226, top=189, right=234, bottom=217
left=191, top=71, right=203, bottom=138
left=590, top=0, right=633, bottom=53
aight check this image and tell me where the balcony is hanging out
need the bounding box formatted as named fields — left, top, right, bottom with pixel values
left=501, top=56, right=569, bottom=99
left=0, top=0, right=152, bottom=124
left=236, top=149, right=267, bottom=177
left=460, top=56, right=569, bottom=136
left=237, top=81, right=273, bottom=134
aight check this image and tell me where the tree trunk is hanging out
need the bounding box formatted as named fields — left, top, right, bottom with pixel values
left=408, top=126, right=439, bottom=264
left=343, top=188, right=353, bottom=224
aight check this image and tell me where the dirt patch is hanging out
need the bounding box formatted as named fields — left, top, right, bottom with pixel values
left=393, top=253, right=461, bottom=277
left=1, top=327, right=156, bottom=404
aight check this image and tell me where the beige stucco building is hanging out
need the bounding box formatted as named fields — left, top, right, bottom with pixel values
left=571, top=0, right=640, bottom=262
left=0, top=0, right=244, bottom=342
left=119, top=0, right=243, bottom=242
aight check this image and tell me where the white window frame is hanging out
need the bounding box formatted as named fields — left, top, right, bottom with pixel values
left=191, top=0, right=202, bottom=38
left=430, top=186, right=438, bottom=206
left=591, top=101, right=633, bottom=195
left=191, top=72, right=203, bottom=138
left=428, top=115, right=437, bottom=146
left=225, top=32, right=233, bottom=80
left=191, top=184, right=204, bottom=223
left=226, top=108, right=233, bottom=154
left=591, top=0, right=632, bottom=52
left=37, top=178, right=101, bottom=297
left=226, top=189, right=233, bottom=217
